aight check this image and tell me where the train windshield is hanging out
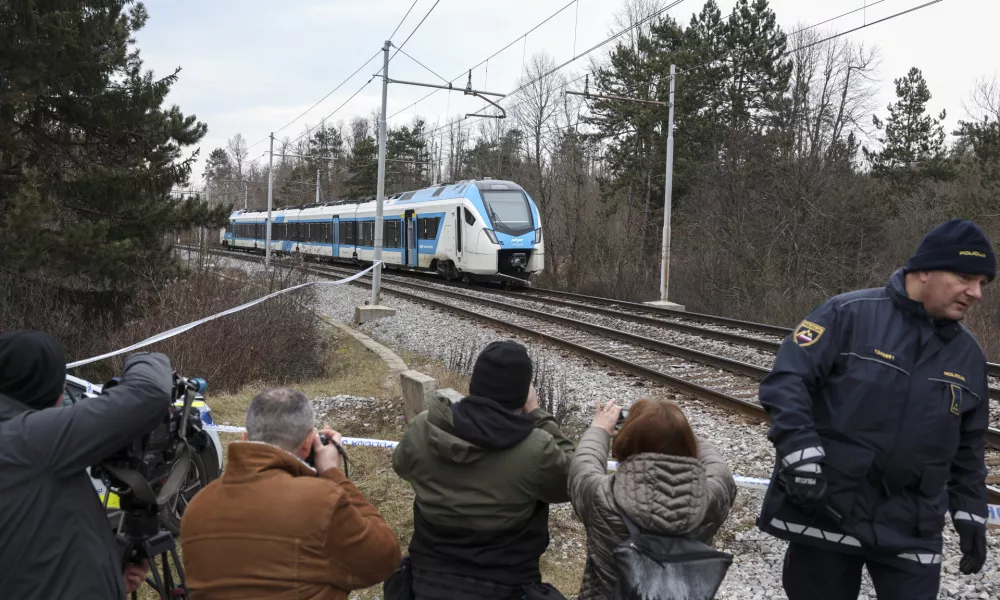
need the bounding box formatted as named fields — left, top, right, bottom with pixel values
left=482, top=190, right=534, bottom=235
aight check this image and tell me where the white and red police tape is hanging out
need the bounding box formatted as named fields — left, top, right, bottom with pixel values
left=66, top=263, right=381, bottom=369
left=203, top=424, right=1000, bottom=528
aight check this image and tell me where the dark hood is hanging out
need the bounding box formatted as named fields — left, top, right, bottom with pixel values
left=0, top=331, right=66, bottom=411
left=424, top=395, right=534, bottom=464
left=451, top=395, right=534, bottom=451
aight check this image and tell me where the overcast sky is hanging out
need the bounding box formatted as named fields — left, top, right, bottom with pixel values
left=134, top=0, right=1000, bottom=187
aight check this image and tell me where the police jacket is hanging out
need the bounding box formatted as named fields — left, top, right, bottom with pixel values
left=0, top=352, right=173, bottom=600
left=757, top=268, right=989, bottom=565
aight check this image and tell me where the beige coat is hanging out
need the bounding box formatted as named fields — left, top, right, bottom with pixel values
left=568, top=427, right=737, bottom=600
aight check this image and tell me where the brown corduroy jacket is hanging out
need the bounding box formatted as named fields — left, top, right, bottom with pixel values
left=180, top=441, right=402, bottom=600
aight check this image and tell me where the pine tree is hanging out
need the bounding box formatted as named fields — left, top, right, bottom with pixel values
left=345, top=135, right=378, bottom=198
left=864, top=67, right=953, bottom=180
left=0, top=0, right=228, bottom=311
left=387, top=120, right=430, bottom=193
left=204, top=148, right=235, bottom=183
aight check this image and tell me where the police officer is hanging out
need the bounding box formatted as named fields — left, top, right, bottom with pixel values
left=757, top=219, right=994, bottom=600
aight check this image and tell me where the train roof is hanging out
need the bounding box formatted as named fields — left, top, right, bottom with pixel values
left=229, top=179, right=529, bottom=218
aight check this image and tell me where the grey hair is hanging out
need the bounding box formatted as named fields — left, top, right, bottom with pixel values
left=245, top=388, right=315, bottom=452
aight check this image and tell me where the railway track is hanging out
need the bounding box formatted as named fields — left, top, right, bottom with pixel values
left=525, top=286, right=1000, bottom=380
left=182, top=244, right=1000, bottom=500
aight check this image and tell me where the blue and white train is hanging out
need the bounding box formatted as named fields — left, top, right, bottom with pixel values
left=221, top=179, right=544, bottom=285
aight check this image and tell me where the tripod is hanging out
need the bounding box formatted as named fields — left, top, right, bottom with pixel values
left=120, top=508, right=188, bottom=600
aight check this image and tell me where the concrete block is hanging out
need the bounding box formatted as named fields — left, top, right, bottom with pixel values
left=643, top=299, right=686, bottom=312
left=355, top=304, right=397, bottom=324
left=400, top=370, right=438, bottom=422
left=436, top=388, right=465, bottom=405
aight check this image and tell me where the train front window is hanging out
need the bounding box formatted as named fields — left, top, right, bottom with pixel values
left=482, top=191, right=534, bottom=236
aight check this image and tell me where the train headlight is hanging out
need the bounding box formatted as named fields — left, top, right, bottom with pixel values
left=484, top=229, right=499, bottom=245
left=534, top=227, right=542, bottom=244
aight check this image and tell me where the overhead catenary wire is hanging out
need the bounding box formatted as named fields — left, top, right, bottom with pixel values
left=677, top=0, right=941, bottom=76
left=244, top=0, right=426, bottom=152
left=393, top=45, right=450, bottom=84
left=289, top=75, right=380, bottom=145
left=247, top=50, right=382, bottom=151
left=388, top=0, right=421, bottom=42
left=424, top=0, right=942, bottom=140
left=386, top=0, right=442, bottom=66
left=388, top=0, right=580, bottom=120
left=420, top=0, right=688, bottom=140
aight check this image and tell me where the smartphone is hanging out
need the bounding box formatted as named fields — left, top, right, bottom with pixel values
left=615, top=408, right=629, bottom=431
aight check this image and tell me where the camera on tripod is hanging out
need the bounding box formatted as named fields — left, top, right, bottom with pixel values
left=89, top=372, right=211, bottom=600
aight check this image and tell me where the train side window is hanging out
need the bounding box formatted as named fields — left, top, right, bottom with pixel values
left=384, top=220, right=401, bottom=248
left=417, top=217, right=440, bottom=240
left=464, top=208, right=476, bottom=226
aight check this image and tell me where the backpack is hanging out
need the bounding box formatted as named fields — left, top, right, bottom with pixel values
left=611, top=508, right=733, bottom=600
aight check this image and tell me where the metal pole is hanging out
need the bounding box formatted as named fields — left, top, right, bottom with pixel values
left=316, top=168, right=321, bottom=204
left=660, top=65, right=675, bottom=303
left=266, top=132, right=274, bottom=269
left=372, top=40, right=390, bottom=306
left=244, top=182, right=248, bottom=210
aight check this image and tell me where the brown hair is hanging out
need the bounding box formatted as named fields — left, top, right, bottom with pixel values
left=612, top=398, right=698, bottom=462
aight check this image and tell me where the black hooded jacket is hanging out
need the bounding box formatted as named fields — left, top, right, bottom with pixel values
left=0, top=352, right=173, bottom=600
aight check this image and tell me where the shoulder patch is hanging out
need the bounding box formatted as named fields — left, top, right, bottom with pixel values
left=793, top=320, right=826, bottom=347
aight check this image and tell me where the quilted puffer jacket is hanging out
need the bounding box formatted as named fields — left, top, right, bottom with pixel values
left=568, top=427, right=737, bottom=600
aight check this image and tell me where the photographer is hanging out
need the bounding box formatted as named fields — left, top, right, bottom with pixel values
left=0, top=330, right=174, bottom=599
left=179, top=387, right=402, bottom=599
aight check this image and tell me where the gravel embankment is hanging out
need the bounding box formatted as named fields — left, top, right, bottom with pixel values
left=196, top=251, right=1000, bottom=598
left=311, top=284, right=1000, bottom=599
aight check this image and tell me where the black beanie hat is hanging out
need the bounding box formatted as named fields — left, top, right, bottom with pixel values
left=468, top=340, right=533, bottom=410
left=905, top=219, right=996, bottom=281
left=0, top=330, right=67, bottom=410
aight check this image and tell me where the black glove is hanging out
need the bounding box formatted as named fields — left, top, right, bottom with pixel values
left=779, top=462, right=827, bottom=509
left=955, top=520, right=987, bottom=575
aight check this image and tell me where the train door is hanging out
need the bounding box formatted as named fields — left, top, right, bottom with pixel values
left=455, top=207, right=464, bottom=266
left=331, top=216, right=339, bottom=259
left=404, top=210, right=418, bottom=268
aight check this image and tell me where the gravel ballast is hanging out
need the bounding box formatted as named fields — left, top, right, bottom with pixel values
left=193, top=252, right=1000, bottom=598
left=312, top=283, right=1000, bottom=600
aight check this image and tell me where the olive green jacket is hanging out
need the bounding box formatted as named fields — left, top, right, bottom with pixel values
left=392, top=395, right=576, bottom=529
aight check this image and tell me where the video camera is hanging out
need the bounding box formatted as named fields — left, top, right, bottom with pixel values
left=90, top=372, right=211, bottom=600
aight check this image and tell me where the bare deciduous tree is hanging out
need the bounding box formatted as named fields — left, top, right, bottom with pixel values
left=963, top=73, right=1000, bottom=123
left=788, top=27, right=880, bottom=164
left=227, top=133, right=249, bottom=180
